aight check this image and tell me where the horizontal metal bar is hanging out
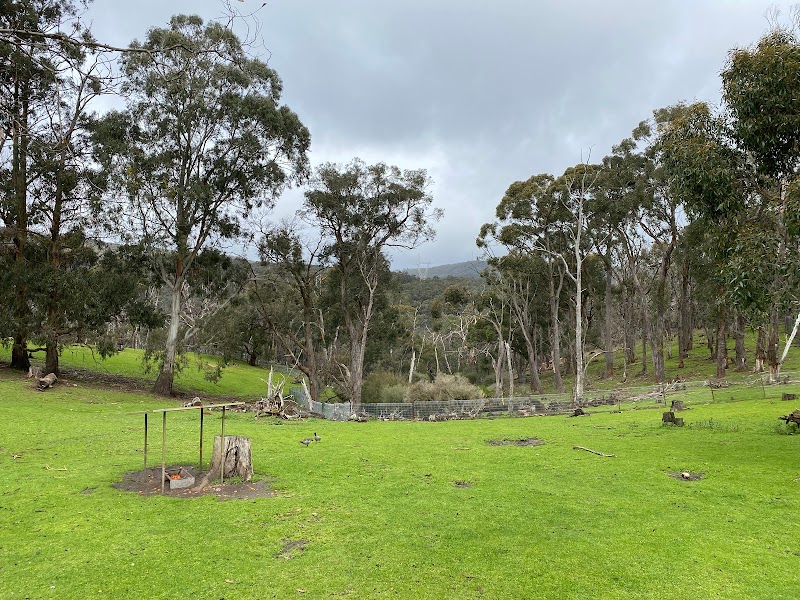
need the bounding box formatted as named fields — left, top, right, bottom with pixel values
left=130, top=402, right=245, bottom=415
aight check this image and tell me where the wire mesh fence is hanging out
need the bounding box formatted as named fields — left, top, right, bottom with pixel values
left=290, top=371, right=800, bottom=422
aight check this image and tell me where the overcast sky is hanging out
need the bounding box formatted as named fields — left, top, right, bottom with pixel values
left=84, top=0, right=792, bottom=270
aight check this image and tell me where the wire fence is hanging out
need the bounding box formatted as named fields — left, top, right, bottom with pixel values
left=288, top=371, right=800, bottom=422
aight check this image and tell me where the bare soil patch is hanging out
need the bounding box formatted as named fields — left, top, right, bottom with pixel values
left=486, top=437, right=545, bottom=447
left=276, top=538, right=308, bottom=559
left=113, top=467, right=274, bottom=499
left=453, top=480, right=473, bottom=488
left=666, top=471, right=706, bottom=481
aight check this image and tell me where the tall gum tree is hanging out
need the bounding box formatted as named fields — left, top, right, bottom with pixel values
left=478, top=173, right=567, bottom=393
left=658, top=102, right=751, bottom=380
left=0, top=0, right=84, bottom=371
left=257, top=224, right=326, bottom=403
left=722, top=23, right=800, bottom=382
left=96, top=15, right=310, bottom=395
left=303, top=159, right=440, bottom=413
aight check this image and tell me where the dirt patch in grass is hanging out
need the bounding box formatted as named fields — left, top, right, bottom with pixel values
left=666, top=471, right=706, bottom=481
left=486, top=437, right=545, bottom=447
left=113, top=467, right=274, bottom=499
left=453, top=480, right=473, bottom=488
left=276, top=538, right=308, bottom=559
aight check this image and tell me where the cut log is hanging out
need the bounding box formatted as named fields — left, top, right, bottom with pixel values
left=781, top=393, right=796, bottom=402
left=209, top=435, right=252, bottom=482
left=37, top=373, right=57, bottom=390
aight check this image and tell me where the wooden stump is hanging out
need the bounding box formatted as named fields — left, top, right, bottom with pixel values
left=671, top=400, right=686, bottom=411
left=209, top=435, right=252, bottom=482
left=662, top=411, right=684, bottom=426
left=781, top=393, right=797, bottom=401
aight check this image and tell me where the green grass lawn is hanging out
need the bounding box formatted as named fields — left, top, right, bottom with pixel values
left=2, top=368, right=800, bottom=599
left=0, top=344, right=287, bottom=399
left=532, top=327, right=800, bottom=395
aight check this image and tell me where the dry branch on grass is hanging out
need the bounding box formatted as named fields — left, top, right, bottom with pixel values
left=573, top=445, right=616, bottom=457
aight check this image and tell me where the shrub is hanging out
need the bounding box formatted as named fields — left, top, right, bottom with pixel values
left=408, top=373, right=485, bottom=402
left=362, top=371, right=407, bottom=403
left=382, top=384, right=408, bottom=404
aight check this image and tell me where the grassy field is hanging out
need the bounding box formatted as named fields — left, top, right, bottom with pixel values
left=0, top=344, right=287, bottom=399
left=2, top=365, right=800, bottom=598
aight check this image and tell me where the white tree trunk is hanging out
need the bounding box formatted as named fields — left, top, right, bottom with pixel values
left=505, top=340, right=514, bottom=398
left=154, top=277, right=183, bottom=395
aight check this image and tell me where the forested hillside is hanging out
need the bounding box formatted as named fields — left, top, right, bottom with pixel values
left=2, top=2, right=800, bottom=413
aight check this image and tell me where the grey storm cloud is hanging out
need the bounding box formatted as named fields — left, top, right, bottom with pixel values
left=86, top=0, right=790, bottom=269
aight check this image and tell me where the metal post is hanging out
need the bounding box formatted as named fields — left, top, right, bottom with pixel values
left=161, top=411, right=166, bottom=494
left=199, top=407, right=204, bottom=470
left=143, top=413, right=148, bottom=471
left=220, top=406, right=225, bottom=485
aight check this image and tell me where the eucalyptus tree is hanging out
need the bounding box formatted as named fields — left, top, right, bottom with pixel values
left=302, top=159, right=439, bottom=411
left=484, top=252, right=547, bottom=393
left=594, top=137, right=650, bottom=378
left=481, top=162, right=600, bottom=401
left=0, top=0, right=89, bottom=370
left=479, top=173, right=567, bottom=392
left=624, top=108, right=686, bottom=382
left=96, top=15, right=310, bottom=395
left=722, top=22, right=800, bottom=382
left=544, top=162, right=601, bottom=401
left=658, top=102, right=752, bottom=379
left=256, top=224, right=327, bottom=402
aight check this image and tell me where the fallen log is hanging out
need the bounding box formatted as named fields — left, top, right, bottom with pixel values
left=573, top=445, right=616, bottom=458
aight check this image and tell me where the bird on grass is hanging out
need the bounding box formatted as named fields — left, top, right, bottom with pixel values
left=300, top=438, right=312, bottom=447
left=314, top=432, right=321, bottom=443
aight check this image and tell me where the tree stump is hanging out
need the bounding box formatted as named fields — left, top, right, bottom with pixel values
left=662, top=411, right=684, bottom=426
left=782, top=393, right=797, bottom=402
left=209, top=435, right=252, bottom=482
left=670, top=400, right=686, bottom=411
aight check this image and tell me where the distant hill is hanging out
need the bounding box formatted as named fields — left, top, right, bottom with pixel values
left=401, top=260, right=487, bottom=280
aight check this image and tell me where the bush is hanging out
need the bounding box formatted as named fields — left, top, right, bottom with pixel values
left=382, top=384, right=408, bottom=404
left=407, top=373, right=485, bottom=402
left=362, top=371, right=407, bottom=403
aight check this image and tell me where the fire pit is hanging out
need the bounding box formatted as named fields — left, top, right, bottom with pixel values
left=164, top=467, right=195, bottom=490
